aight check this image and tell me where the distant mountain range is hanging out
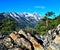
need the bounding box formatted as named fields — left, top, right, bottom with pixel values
left=0, top=12, right=43, bottom=28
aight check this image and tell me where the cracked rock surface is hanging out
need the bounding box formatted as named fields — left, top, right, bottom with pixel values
left=0, top=24, right=60, bottom=50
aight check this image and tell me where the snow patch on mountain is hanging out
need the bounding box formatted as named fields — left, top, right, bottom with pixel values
left=3, top=12, right=43, bottom=28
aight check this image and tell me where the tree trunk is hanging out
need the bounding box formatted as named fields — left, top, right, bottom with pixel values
left=46, top=17, right=48, bottom=33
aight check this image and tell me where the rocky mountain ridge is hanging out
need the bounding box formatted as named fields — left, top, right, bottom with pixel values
left=0, top=12, right=42, bottom=28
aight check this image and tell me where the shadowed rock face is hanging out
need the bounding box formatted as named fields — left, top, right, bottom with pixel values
left=0, top=43, right=8, bottom=50
left=30, top=33, right=43, bottom=47
left=19, top=34, right=34, bottom=50
left=18, top=30, right=44, bottom=50
left=18, top=30, right=44, bottom=46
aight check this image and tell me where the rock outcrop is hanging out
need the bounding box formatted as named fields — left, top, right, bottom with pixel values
left=0, top=24, right=60, bottom=50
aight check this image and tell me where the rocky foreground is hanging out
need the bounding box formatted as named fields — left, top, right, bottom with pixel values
left=0, top=24, right=60, bottom=50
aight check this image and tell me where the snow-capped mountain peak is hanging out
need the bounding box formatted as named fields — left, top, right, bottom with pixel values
left=3, top=12, right=42, bottom=28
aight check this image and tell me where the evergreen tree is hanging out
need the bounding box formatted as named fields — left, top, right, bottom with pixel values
left=1, top=17, right=16, bottom=34
left=45, top=11, right=54, bottom=32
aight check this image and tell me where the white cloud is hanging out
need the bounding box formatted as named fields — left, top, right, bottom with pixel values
left=34, top=6, right=45, bottom=9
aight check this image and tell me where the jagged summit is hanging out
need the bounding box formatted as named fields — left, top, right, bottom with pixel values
left=2, top=12, right=42, bottom=28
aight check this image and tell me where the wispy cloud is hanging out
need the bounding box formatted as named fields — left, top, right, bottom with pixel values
left=34, top=6, right=45, bottom=9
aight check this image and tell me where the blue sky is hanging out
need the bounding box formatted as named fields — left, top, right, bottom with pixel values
left=0, top=0, right=60, bottom=16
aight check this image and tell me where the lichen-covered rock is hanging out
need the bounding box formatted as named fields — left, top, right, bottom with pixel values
left=20, top=38, right=31, bottom=50
left=18, top=29, right=27, bottom=37
left=47, top=43, right=60, bottom=50
left=3, top=37, right=13, bottom=48
left=1, top=24, right=60, bottom=50
left=54, top=35, right=60, bottom=44
left=9, top=32, right=18, bottom=41
left=27, top=33, right=44, bottom=50
left=8, top=48, right=20, bottom=50
left=57, top=24, right=60, bottom=31
left=57, top=24, right=60, bottom=36
left=47, top=45, right=56, bottom=50
left=32, top=40, right=44, bottom=50
left=0, top=43, right=8, bottom=50
left=14, top=38, right=22, bottom=46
